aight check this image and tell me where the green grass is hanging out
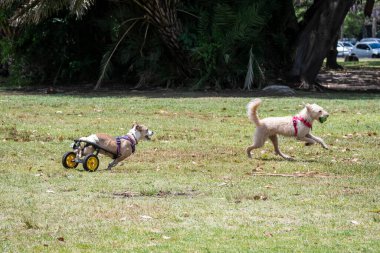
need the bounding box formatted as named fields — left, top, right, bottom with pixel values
left=0, top=91, right=380, bottom=252
left=337, top=58, right=380, bottom=69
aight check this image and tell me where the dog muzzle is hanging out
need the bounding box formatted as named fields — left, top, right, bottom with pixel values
left=146, top=130, right=154, bottom=140
left=319, top=115, right=328, bottom=123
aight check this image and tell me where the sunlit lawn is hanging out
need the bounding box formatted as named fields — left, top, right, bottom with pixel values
left=0, top=90, right=379, bottom=252
left=337, top=58, right=380, bottom=68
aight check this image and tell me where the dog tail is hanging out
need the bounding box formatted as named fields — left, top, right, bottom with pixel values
left=247, top=98, right=262, bottom=126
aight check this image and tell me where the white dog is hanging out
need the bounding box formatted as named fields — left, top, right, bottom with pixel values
left=246, top=98, right=329, bottom=160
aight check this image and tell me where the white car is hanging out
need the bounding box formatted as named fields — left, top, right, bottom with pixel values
left=337, top=41, right=353, bottom=56
left=351, top=42, right=380, bottom=58
left=359, top=38, right=380, bottom=43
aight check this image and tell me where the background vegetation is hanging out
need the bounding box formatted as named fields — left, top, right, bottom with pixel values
left=1, top=0, right=376, bottom=90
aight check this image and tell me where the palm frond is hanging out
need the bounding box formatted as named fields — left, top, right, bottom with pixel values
left=244, top=47, right=254, bottom=90
left=94, top=19, right=139, bottom=90
left=197, top=10, right=210, bottom=41
left=8, top=0, right=95, bottom=25
left=69, top=0, right=94, bottom=17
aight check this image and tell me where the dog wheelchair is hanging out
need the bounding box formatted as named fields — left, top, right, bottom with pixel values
left=62, top=139, right=117, bottom=172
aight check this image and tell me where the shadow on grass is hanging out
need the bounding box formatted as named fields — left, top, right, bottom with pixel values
left=2, top=86, right=380, bottom=100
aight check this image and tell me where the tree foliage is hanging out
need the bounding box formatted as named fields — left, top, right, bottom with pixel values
left=0, top=0, right=372, bottom=90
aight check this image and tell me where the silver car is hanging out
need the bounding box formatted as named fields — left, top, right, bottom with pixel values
left=359, top=38, right=380, bottom=43
left=351, top=42, right=380, bottom=58
left=337, top=41, right=353, bottom=56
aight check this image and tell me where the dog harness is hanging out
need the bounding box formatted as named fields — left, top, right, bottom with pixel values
left=292, top=116, right=312, bottom=136
left=115, top=134, right=136, bottom=158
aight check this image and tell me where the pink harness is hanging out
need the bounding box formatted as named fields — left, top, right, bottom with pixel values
left=292, top=116, right=312, bottom=136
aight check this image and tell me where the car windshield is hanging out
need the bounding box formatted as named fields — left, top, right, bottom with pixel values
left=369, top=43, right=380, bottom=49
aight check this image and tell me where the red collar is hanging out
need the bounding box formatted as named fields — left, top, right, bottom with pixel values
left=292, top=116, right=312, bottom=136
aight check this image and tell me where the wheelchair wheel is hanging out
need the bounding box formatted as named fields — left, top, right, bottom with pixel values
left=62, top=152, right=78, bottom=169
left=83, top=154, right=99, bottom=172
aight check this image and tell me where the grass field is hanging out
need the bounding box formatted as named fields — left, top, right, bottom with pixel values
left=337, top=58, right=380, bottom=69
left=0, top=90, right=379, bottom=252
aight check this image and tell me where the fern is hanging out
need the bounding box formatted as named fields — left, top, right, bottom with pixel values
left=190, top=0, right=273, bottom=89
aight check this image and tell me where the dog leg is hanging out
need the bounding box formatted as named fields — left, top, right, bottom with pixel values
left=305, top=133, right=328, bottom=149
left=304, top=138, right=316, bottom=146
left=246, top=132, right=266, bottom=158
left=107, top=160, right=118, bottom=170
left=269, top=135, right=293, bottom=160
left=83, top=146, right=95, bottom=156
left=106, top=155, right=127, bottom=170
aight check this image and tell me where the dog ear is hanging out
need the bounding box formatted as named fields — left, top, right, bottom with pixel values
left=132, top=123, right=142, bottom=131
left=305, top=103, right=312, bottom=112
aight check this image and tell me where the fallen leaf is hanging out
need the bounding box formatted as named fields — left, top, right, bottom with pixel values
left=264, top=232, right=273, bottom=237
left=253, top=195, right=268, bottom=201
left=351, top=158, right=359, bottom=163
left=252, top=167, right=263, bottom=172
left=140, top=215, right=153, bottom=220
left=350, top=220, right=359, bottom=225
left=162, top=235, right=171, bottom=240
left=57, top=237, right=65, bottom=242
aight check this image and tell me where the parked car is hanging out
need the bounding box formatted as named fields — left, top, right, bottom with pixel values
left=341, top=38, right=358, bottom=45
left=337, top=41, right=353, bottom=56
left=350, top=42, right=380, bottom=58
left=359, top=38, right=380, bottom=43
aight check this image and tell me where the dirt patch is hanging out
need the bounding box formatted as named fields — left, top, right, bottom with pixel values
left=113, top=190, right=199, bottom=198
left=251, top=171, right=344, bottom=178
left=318, top=69, right=380, bottom=91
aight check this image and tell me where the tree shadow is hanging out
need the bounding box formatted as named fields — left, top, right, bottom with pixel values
left=2, top=86, right=380, bottom=100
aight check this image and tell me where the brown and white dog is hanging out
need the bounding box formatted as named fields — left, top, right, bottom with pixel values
left=246, top=98, right=329, bottom=160
left=77, top=124, right=154, bottom=170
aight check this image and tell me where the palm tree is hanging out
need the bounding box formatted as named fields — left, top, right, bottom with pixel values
left=3, top=0, right=191, bottom=89
left=132, top=0, right=191, bottom=77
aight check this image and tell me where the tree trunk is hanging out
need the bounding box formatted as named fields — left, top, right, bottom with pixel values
left=372, top=16, right=377, bottom=38
left=289, top=0, right=354, bottom=90
left=133, top=0, right=191, bottom=77
left=364, top=0, right=375, bottom=17
left=326, top=34, right=343, bottom=69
